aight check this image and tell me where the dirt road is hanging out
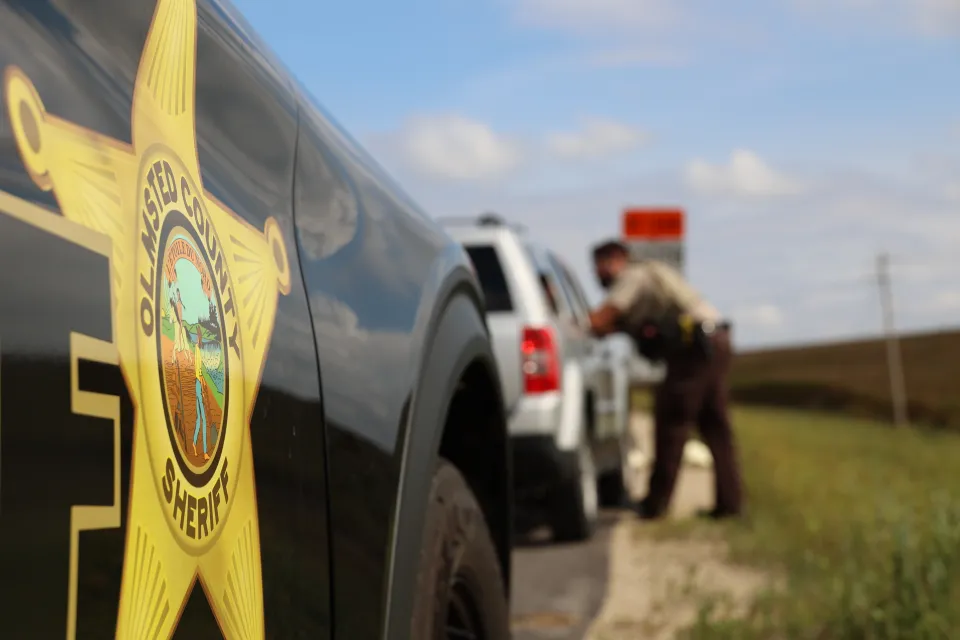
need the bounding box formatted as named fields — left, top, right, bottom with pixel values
left=509, top=414, right=765, bottom=639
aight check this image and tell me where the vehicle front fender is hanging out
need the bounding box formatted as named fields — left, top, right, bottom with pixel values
left=382, top=246, right=510, bottom=640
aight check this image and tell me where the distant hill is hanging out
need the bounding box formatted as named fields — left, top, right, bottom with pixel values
left=159, top=316, right=219, bottom=345
left=731, top=329, right=960, bottom=430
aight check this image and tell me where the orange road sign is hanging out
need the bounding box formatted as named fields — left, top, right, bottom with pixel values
left=622, top=208, right=684, bottom=240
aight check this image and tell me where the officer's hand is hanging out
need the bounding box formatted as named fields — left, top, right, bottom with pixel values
left=589, top=304, right=620, bottom=337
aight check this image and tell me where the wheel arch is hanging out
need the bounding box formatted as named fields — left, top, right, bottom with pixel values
left=381, top=251, right=511, bottom=640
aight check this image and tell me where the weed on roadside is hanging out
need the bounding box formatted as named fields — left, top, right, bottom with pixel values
left=675, top=407, right=960, bottom=639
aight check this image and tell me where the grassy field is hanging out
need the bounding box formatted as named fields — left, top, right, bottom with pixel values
left=729, top=328, right=960, bottom=430
left=662, top=405, right=960, bottom=639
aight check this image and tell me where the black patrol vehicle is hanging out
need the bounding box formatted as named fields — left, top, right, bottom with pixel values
left=0, top=0, right=512, bottom=638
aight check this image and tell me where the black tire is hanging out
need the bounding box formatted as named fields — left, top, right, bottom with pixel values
left=550, top=444, right=597, bottom=543
left=410, top=459, right=510, bottom=640
left=599, top=413, right=633, bottom=507
left=598, top=460, right=628, bottom=507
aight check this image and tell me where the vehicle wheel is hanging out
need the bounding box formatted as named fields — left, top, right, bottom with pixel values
left=550, top=439, right=598, bottom=542
left=597, top=445, right=628, bottom=507
left=598, top=410, right=634, bottom=507
left=410, top=459, right=510, bottom=640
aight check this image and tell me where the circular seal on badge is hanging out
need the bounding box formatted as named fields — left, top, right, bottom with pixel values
left=136, top=145, right=242, bottom=554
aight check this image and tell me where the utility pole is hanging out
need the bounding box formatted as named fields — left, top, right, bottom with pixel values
left=876, top=252, right=909, bottom=428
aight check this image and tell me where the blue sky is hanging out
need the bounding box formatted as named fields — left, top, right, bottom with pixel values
left=168, top=256, right=209, bottom=325
left=232, top=0, right=960, bottom=348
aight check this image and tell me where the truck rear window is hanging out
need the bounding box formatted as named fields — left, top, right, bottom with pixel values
left=464, top=245, right=513, bottom=312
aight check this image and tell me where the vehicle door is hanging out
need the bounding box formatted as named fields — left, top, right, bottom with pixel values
left=0, top=1, right=332, bottom=637
left=540, top=253, right=594, bottom=375
left=554, top=259, right=621, bottom=442
left=524, top=248, right=567, bottom=322
left=517, top=245, right=570, bottom=353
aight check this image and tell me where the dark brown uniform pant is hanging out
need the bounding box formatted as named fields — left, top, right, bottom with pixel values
left=644, top=329, right=743, bottom=516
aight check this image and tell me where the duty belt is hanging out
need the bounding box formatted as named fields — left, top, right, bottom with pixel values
left=702, top=319, right=732, bottom=334
left=678, top=315, right=731, bottom=346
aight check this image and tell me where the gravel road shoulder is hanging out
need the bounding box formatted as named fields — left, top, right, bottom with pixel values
left=585, top=415, right=769, bottom=639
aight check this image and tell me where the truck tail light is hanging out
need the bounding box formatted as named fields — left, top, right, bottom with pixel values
left=521, top=326, right=560, bottom=394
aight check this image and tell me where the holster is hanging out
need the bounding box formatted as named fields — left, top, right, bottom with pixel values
left=629, top=314, right=714, bottom=362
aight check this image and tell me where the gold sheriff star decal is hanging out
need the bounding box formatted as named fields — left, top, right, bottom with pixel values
left=3, top=0, right=292, bottom=636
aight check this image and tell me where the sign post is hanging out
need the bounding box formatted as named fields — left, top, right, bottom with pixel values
left=621, top=208, right=685, bottom=275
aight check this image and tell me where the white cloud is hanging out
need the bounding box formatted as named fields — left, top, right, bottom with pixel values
left=509, top=0, right=960, bottom=44
left=933, top=290, right=960, bottom=311
left=685, top=149, right=804, bottom=198
left=373, top=114, right=655, bottom=182
left=791, top=0, right=960, bottom=36
left=544, top=118, right=649, bottom=160
left=389, top=114, right=522, bottom=182
left=580, top=47, right=690, bottom=68
left=945, top=181, right=960, bottom=202
left=498, top=0, right=761, bottom=68
left=732, top=303, right=785, bottom=329
left=913, top=0, right=960, bottom=35
left=510, top=0, right=682, bottom=35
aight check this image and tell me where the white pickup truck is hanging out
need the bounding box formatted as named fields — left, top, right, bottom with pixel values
left=444, top=214, right=632, bottom=542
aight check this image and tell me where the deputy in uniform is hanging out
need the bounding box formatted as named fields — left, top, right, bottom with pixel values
left=587, top=239, right=743, bottom=520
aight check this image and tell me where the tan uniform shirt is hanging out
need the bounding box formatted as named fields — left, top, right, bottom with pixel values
left=603, top=260, right=720, bottom=326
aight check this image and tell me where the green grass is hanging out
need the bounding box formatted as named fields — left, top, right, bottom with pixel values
left=161, top=313, right=219, bottom=342
left=161, top=315, right=176, bottom=341
left=731, top=328, right=960, bottom=430
left=674, top=405, right=960, bottom=639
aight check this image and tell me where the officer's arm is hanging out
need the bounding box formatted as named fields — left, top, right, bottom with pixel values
left=589, top=305, right=620, bottom=337
left=589, top=270, right=644, bottom=337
